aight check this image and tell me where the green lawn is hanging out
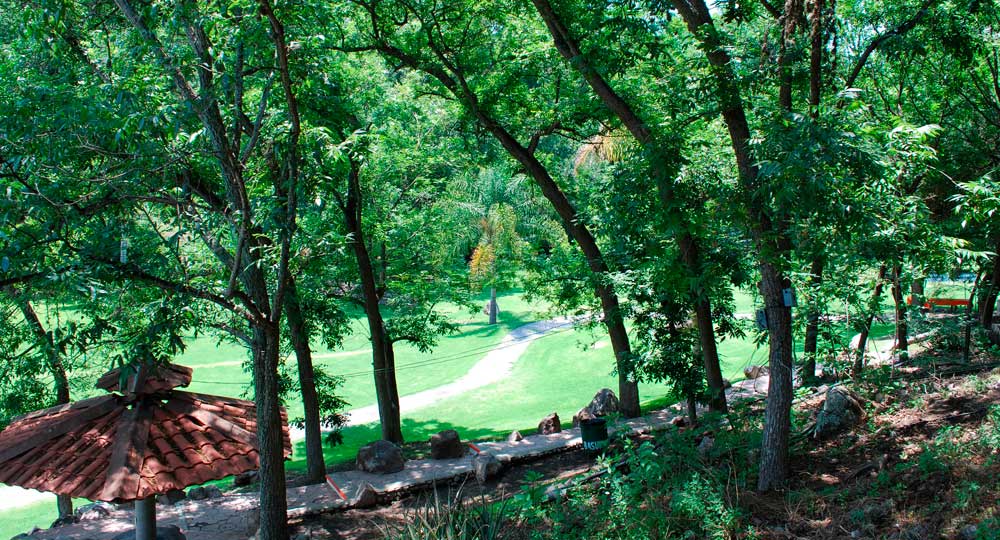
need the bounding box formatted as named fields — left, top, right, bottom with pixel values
left=0, top=291, right=903, bottom=539
left=180, top=291, right=544, bottom=422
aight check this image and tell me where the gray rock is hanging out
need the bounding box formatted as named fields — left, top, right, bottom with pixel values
left=157, top=488, right=186, bottom=506
left=744, top=365, right=768, bottom=379
left=233, top=470, right=259, bottom=487
left=111, top=525, right=186, bottom=540
left=814, top=387, right=865, bottom=439
left=356, top=439, right=406, bottom=474
left=587, top=388, right=620, bottom=417
left=473, top=452, right=502, bottom=483
left=429, top=429, right=465, bottom=460
left=507, top=430, right=523, bottom=443
left=571, top=407, right=596, bottom=427
left=538, top=412, right=562, bottom=434
left=899, top=523, right=931, bottom=540
left=697, top=436, right=714, bottom=456
left=958, top=525, right=979, bottom=540
left=187, top=485, right=224, bottom=500
left=353, top=483, right=379, bottom=509
left=74, top=502, right=114, bottom=521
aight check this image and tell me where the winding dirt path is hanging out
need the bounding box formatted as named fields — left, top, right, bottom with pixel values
left=293, top=316, right=577, bottom=436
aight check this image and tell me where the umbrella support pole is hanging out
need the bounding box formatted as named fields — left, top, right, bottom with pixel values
left=135, top=496, right=156, bottom=540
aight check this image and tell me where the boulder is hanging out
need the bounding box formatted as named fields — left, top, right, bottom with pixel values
left=112, top=525, right=186, bottom=540
left=356, top=440, right=406, bottom=474
left=233, top=470, right=258, bottom=487
left=157, top=488, right=186, bottom=506
left=744, top=365, right=768, bottom=379
left=507, top=430, right=523, bottom=443
left=586, top=388, right=620, bottom=417
left=957, top=525, right=979, bottom=540
left=814, top=387, right=866, bottom=439
left=697, top=436, right=714, bottom=457
left=571, top=407, right=596, bottom=428
left=353, top=483, right=379, bottom=509
left=74, top=502, right=114, bottom=521
left=429, top=429, right=465, bottom=460
left=187, top=485, right=223, bottom=501
left=473, top=452, right=502, bottom=483
left=537, top=412, right=561, bottom=435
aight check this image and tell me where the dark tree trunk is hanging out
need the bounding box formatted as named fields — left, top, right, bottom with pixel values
left=375, top=22, right=641, bottom=418
left=686, top=393, right=698, bottom=426
left=980, top=254, right=1000, bottom=327
left=250, top=323, right=289, bottom=540
left=13, top=294, right=74, bottom=518
left=802, top=258, right=824, bottom=382
left=854, top=265, right=888, bottom=375
left=489, top=287, right=498, bottom=325
left=683, top=235, right=728, bottom=413
left=531, top=0, right=725, bottom=412
left=910, top=275, right=925, bottom=307
left=891, top=264, right=909, bottom=352
left=757, top=262, right=795, bottom=492
left=282, top=278, right=326, bottom=483
left=345, top=162, right=403, bottom=443
left=669, top=0, right=798, bottom=491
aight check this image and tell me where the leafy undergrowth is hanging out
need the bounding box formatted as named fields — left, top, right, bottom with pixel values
left=293, top=346, right=1000, bottom=540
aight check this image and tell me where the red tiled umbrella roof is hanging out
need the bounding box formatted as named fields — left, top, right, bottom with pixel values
left=0, top=365, right=291, bottom=502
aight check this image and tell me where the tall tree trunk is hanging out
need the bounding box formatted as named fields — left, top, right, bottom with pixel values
left=854, top=264, right=888, bottom=374
left=980, top=252, right=1000, bottom=327
left=669, top=0, right=798, bottom=491
left=910, top=275, right=925, bottom=307
left=531, top=0, right=725, bottom=412
left=377, top=27, right=641, bottom=418
left=282, top=278, right=326, bottom=484
left=250, top=323, right=289, bottom=540
left=489, top=286, right=498, bottom=325
left=682, top=235, right=728, bottom=412
left=13, top=294, right=73, bottom=518
left=802, top=258, right=824, bottom=382
left=345, top=162, right=404, bottom=443
left=891, top=264, right=909, bottom=352
left=686, top=393, right=698, bottom=426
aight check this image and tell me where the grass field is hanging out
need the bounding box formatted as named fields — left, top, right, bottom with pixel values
left=0, top=284, right=924, bottom=539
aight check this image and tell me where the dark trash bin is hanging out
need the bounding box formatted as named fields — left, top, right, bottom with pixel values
left=580, top=417, right=608, bottom=452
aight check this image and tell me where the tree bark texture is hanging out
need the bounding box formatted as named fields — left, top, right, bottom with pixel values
left=891, top=264, right=909, bottom=352
left=802, top=258, right=824, bottom=381
left=531, top=0, right=726, bottom=412
left=283, top=278, right=326, bottom=483
left=345, top=162, right=404, bottom=443
left=670, top=0, right=797, bottom=491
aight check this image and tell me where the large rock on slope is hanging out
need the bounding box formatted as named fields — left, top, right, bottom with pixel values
left=587, top=388, right=621, bottom=417
left=429, top=429, right=466, bottom=460
left=356, top=440, right=406, bottom=474
left=538, top=412, right=562, bottom=435
left=473, top=452, right=502, bottom=483
left=814, top=387, right=865, bottom=439
left=573, top=388, right=620, bottom=426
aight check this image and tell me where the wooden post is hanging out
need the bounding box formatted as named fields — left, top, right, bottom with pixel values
left=135, top=497, right=156, bottom=540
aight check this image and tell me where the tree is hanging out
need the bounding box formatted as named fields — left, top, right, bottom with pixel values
left=336, top=0, right=643, bottom=417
